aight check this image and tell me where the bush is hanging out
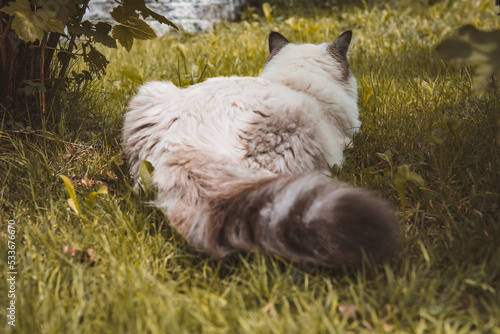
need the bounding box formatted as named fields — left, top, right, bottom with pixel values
left=0, top=0, right=177, bottom=129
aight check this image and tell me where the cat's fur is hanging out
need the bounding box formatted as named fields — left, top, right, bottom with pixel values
left=123, top=31, right=400, bottom=268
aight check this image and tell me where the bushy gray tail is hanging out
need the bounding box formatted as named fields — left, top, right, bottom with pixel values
left=198, top=174, right=400, bottom=268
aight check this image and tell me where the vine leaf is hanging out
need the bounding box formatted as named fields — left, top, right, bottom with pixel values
left=34, top=9, right=65, bottom=33
left=111, top=12, right=157, bottom=51
left=112, top=25, right=134, bottom=51
left=1, top=0, right=64, bottom=42
left=69, top=21, right=117, bottom=48
left=123, top=0, right=179, bottom=30
left=82, top=44, right=110, bottom=78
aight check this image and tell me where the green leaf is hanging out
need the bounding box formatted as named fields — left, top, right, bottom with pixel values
left=110, top=5, right=137, bottom=23
left=2, top=0, right=43, bottom=42
left=138, top=160, right=155, bottom=195
left=85, top=186, right=108, bottom=210
left=97, top=185, right=108, bottom=194
left=1, top=0, right=64, bottom=42
left=111, top=25, right=134, bottom=51
left=120, top=69, right=144, bottom=84
left=60, top=175, right=82, bottom=214
left=111, top=12, right=157, bottom=51
left=57, top=51, right=75, bottom=68
left=376, top=150, right=393, bottom=169
left=85, top=192, right=98, bottom=210
left=82, top=44, right=110, bottom=77
left=54, top=1, right=77, bottom=25
left=122, top=0, right=179, bottom=30
left=33, top=9, right=65, bottom=33
left=394, top=165, right=425, bottom=211
left=95, top=22, right=112, bottom=34
left=69, top=21, right=117, bottom=49
left=17, top=80, right=47, bottom=95
left=407, top=171, right=425, bottom=188
left=67, top=198, right=80, bottom=214
left=144, top=10, right=178, bottom=30
left=93, top=22, right=117, bottom=48
left=11, top=14, right=43, bottom=41
left=394, top=165, right=409, bottom=211
left=0, top=0, right=31, bottom=16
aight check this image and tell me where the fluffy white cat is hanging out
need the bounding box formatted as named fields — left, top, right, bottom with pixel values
left=123, top=31, right=400, bottom=267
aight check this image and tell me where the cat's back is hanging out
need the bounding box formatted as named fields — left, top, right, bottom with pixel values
left=126, top=77, right=284, bottom=122
left=123, top=76, right=317, bottom=174
left=124, top=76, right=319, bottom=140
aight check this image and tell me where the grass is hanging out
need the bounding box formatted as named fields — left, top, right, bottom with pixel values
left=1, top=0, right=500, bottom=332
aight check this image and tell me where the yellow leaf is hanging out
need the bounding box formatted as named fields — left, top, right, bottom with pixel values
left=262, top=3, right=273, bottom=23
left=139, top=160, right=155, bottom=195
left=67, top=198, right=81, bottom=215
left=97, top=185, right=108, bottom=194
left=60, top=175, right=82, bottom=214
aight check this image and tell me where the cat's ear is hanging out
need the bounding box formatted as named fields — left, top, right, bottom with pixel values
left=328, top=30, right=352, bottom=59
left=268, top=32, right=289, bottom=59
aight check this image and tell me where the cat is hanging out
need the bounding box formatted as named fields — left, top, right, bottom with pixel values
left=123, top=31, right=400, bottom=268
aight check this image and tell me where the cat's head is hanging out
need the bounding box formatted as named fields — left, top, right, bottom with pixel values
left=260, top=31, right=357, bottom=101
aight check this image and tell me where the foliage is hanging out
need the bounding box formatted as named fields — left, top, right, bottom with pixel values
left=1, top=0, right=500, bottom=333
left=436, top=24, right=500, bottom=94
left=0, top=0, right=177, bottom=127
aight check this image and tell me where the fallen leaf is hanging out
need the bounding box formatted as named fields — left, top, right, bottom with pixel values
left=338, top=304, right=358, bottom=319
left=382, top=323, right=396, bottom=332
left=63, top=245, right=96, bottom=265
left=460, top=294, right=473, bottom=310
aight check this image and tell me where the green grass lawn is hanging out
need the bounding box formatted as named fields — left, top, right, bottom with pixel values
left=1, top=0, right=500, bottom=332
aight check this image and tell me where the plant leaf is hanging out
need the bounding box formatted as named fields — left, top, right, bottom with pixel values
left=94, top=22, right=117, bottom=48
left=33, top=9, right=65, bottom=34
left=394, top=165, right=425, bottom=211
left=85, top=186, right=108, bottom=210
left=407, top=171, right=426, bottom=188
left=82, top=44, right=110, bottom=77
left=121, top=0, right=179, bottom=30
left=85, top=191, right=98, bottom=210
left=394, top=165, right=409, bottom=211
left=112, top=25, right=134, bottom=51
left=0, top=0, right=31, bottom=16
left=120, top=69, right=144, bottom=83
left=60, top=175, right=82, bottom=214
left=67, top=198, right=80, bottom=214
left=111, top=15, right=157, bottom=51
left=69, top=21, right=117, bottom=49
left=262, top=2, right=274, bottom=23
left=138, top=160, right=155, bottom=195
left=97, top=185, right=108, bottom=194
left=111, top=6, right=157, bottom=51
left=376, top=150, right=393, bottom=168
left=1, top=0, right=42, bottom=42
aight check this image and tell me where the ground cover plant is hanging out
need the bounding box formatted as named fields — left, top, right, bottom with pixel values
left=1, top=0, right=499, bottom=332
